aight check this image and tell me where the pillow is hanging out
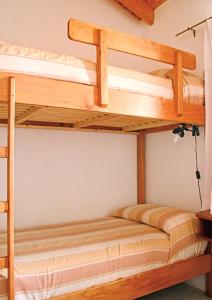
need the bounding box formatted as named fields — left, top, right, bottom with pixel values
left=112, top=204, right=207, bottom=263
left=112, top=203, right=196, bottom=235
left=149, top=68, right=204, bottom=87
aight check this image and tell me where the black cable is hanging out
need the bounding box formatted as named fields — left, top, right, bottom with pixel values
left=172, top=124, right=202, bottom=207
left=194, top=134, right=202, bottom=207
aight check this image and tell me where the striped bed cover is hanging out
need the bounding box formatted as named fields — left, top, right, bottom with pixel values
left=0, top=204, right=207, bottom=299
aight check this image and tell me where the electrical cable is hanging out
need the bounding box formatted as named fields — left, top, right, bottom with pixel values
left=172, top=124, right=202, bottom=207
left=194, top=134, right=202, bottom=207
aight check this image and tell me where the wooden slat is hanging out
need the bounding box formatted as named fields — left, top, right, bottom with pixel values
left=115, top=0, right=154, bottom=25
left=24, top=124, right=137, bottom=135
left=143, top=124, right=180, bottom=134
left=16, top=106, right=42, bottom=125
left=74, top=114, right=117, bottom=128
left=68, top=19, right=196, bottom=70
left=0, top=257, right=8, bottom=269
left=137, top=132, right=145, bottom=204
left=52, top=255, right=211, bottom=300
left=122, top=120, right=175, bottom=132
left=7, top=77, right=15, bottom=299
left=97, top=30, right=108, bottom=107
left=173, top=52, right=183, bottom=116
left=0, top=201, right=8, bottom=213
left=0, top=147, right=8, bottom=158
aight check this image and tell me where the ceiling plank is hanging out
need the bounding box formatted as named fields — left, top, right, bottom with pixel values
left=115, top=0, right=154, bottom=25
left=145, top=0, right=167, bottom=9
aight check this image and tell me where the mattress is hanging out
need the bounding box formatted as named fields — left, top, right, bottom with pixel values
left=0, top=204, right=207, bottom=300
left=0, top=41, right=204, bottom=104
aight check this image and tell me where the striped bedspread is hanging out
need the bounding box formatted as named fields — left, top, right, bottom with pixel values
left=0, top=204, right=207, bottom=299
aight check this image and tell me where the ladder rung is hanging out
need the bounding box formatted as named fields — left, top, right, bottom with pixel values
left=0, top=147, right=8, bottom=158
left=0, top=257, right=8, bottom=269
left=0, top=201, right=8, bottom=213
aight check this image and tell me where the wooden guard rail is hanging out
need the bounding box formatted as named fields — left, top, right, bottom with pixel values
left=68, top=19, right=196, bottom=115
left=0, top=77, right=15, bottom=299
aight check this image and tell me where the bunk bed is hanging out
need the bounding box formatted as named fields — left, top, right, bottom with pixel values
left=0, top=19, right=210, bottom=300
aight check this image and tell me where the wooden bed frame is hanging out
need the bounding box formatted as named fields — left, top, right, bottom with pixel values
left=0, top=19, right=210, bottom=300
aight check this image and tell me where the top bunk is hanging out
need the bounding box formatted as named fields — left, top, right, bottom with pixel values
left=0, top=19, right=205, bottom=134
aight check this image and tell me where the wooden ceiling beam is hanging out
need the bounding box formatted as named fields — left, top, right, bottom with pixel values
left=115, top=0, right=154, bottom=25
left=145, top=0, right=167, bottom=9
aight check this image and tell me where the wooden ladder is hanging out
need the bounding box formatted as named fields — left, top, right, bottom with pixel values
left=0, top=77, right=15, bottom=300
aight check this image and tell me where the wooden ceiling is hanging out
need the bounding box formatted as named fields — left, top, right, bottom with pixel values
left=114, top=0, right=167, bottom=25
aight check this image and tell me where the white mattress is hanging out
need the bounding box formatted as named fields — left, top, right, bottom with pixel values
left=0, top=41, right=204, bottom=103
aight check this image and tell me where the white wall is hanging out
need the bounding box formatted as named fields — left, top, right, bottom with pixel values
left=0, top=128, right=136, bottom=228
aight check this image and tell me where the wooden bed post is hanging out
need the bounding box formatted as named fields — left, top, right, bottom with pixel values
left=7, top=77, right=15, bottom=300
left=0, top=77, right=15, bottom=300
left=206, top=247, right=212, bottom=298
left=137, top=131, right=145, bottom=204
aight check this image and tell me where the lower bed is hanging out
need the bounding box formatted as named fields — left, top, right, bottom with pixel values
left=0, top=204, right=207, bottom=299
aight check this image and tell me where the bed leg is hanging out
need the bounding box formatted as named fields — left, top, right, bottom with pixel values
left=206, top=250, right=212, bottom=298
left=206, top=268, right=212, bottom=298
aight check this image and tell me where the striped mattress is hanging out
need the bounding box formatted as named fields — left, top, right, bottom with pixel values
left=0, top=41, right=204, bottom=105
left=0, top=204, right=207, bottom=299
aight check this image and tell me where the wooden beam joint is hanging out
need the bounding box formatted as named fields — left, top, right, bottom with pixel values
left=0, top=257, right=8, bottom=269
left=0, top=147, right=8, bottom=158
left=0, top=201, right=9, bottom=213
